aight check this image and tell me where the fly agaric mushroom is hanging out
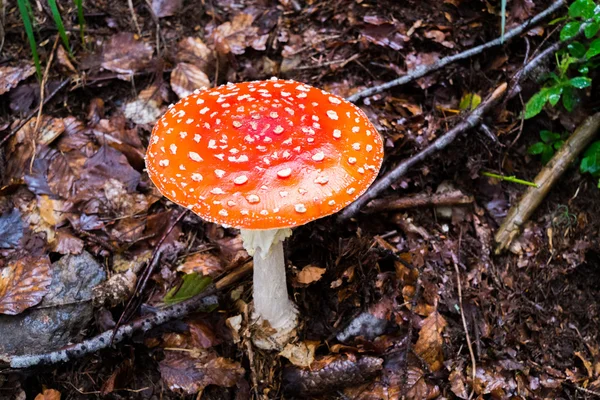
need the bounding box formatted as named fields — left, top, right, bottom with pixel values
left=146, top=78, right=383, bottom=349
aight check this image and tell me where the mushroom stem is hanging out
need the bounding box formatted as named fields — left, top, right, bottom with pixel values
left=240, top=228, right=298, bottom=339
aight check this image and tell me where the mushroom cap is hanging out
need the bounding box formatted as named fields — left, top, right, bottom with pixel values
left=146, top=79, right=384, bottom=230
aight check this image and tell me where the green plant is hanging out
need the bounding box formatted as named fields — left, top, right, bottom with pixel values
left=528, top=130, right=565, bottom=164
left=17, top=0, right=85, bottom=79
left=163, top=273, right=212, bottom=305
left=580, top=141, right=600, bottom=187
left=524, top=0, right=600, bottom=119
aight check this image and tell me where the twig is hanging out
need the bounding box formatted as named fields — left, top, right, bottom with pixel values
left=481, top=171, right=538, bottom=187
left=0, top=79, right=70, bottom=148
left=3, top=256, right=255, bottom=369
left=4, top=287, right=219, bottom=369
left=114, top=209, right=189, bottom=335
left=364, top=190, right=473, bottom=213
left=346, top=0, right=565, bottom=103
left=494, top=112, right=600, bottom=253
left=338, top=83, right=508, bottom=222
left=127, top=0, right=142, bottom=36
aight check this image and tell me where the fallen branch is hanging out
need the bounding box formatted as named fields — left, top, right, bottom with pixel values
left=494, top=112, right=600, bottom=253
left=338, top=83, right=508, bottom=222
left=346, top=0, right=565, bottom=103
left=364, top=190, right=473, bottom=213
left=3, top=260, right=253, bottom=369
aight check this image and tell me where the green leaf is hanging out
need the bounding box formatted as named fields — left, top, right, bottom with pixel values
left=585, top=21, right=600, bottom=38
left=73, top=0, right=86, bottom=47
left=569, top=76, right=591, bottom=88
left=553, top=140, right=565, bottom=150
left=547, top=86, right=563, bottom=106
left=163, top=273, right=212, bottom=305
left=540, top=130, right=560, bottom=143
left=528, top=142, right=547, bottom=155
left=562, top=86, right=576, bottom=112
left=549, top=16, right=568, bottom=25
left=578, top=65, right=589, bottom=74
left=16, top=0, right=41, bottom=81
left=459, top=93, right=482, bottom=110
left=48, top=0, right=71, bottom=56
left=560, top=21, right=583, bottom=41
left=580, top=141, right=600, bottom=176
left=585, top=39, right=600, bottom=59
left=524, top=88, right=550, bottom=119
left=541, top=146, right=555, bottom=164
left=568, top=0, right=596, bottom=19
left=568, top=42, right=587, bottom=58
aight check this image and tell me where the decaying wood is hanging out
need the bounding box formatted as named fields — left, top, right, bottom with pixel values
left=365, top=190, right=473, bottom=213
left=495, top=112, right=600, bottom=254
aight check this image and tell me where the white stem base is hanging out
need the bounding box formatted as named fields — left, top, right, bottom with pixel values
left=240, top=228, right=298, bottom=350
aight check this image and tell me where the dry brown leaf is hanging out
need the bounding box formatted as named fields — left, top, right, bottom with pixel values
left=414, top=311, right=447, bottom=372
left=0, top=256, right=52, bottom=315
left=56, top=46, right=77, bottom=74
left=296, top=265, right=326, bottom=285
left=279, top=341, right=319, bottom=367
left=151, top=0, right=183, bottom=17
left=170, top=63, right=210, bottom=99
left=101, top=33, right=153, bottom=76
left=0, top=64, right=36, bottom=95
left=575, top=351, right=594, bottom=378
left=177, top=252, right=223, bottom=277
left=176, top=37, right=213, bottom=70
left=34, top=388, right=61, bottom=400
left=52, top=230, right=84, bottom=255
left=37, top=195, right=67, bottom=226
left=405, top=366, right=440, bottom=399
left=212, top=13, right=267, bottom=55
left=159, top=351, right=244, bottom=394
left=93, top=270, right=137, bottom=307
left=449, top=368, right=469, bottom=399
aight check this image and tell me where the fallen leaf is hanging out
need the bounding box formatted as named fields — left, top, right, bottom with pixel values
left=56, top=45, right=77, bottom=74
left=0, top=209, right=24, bottom=249
left=151, top=0, right=183, bottom=17
left=52, top=230, right=84, bottom=255
left=212, top=13, right=266, bottom=55
left=177, top=252, right=223, bottom=277
left=0, top=255, right=52, bottom=315
left=93, top=270, right=137, bottom=307
left=170, top=63, right=210, bottom=99
left=414, top=311, right=447, bottom=372
left=34, top=388, right=61, bottom=400
left=296, top=265, right=326, bottom=285
left=159, top=351, right=244, bottom=394
left=124, top=96, right=162, bottom=125
left=163, top=273, right=212, bottom=305
left=0, top=64, right=36, bottom=95
left=101, top=33, right=153, bottom=77
left=279, top=341, right=318, bottom=367
left=449, top=368, right=469, bottom=399
left=176, top=37, right=213, bottom=71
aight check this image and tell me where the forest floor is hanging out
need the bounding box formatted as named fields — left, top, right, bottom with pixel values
left=1, top=0, right=600, bottom=398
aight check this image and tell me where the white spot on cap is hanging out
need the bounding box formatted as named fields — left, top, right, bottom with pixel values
left=327, top=110, right=338, bottom=120
left=227, top=200, right=236, bottom=207
left=312, top=152, right=325, bottom=161
left=196, top=98, right=204, bottom=104
left=347, top=188, right=356, bottom=195
left=192, top=173, right=203, bottom=182
left=215, top=169, right=225, bottom=178
left=180, top=132, right=188, bottom=139
left=274, top=125, right=284, bottom=134
left=328, top=96, right=342, bottom=104
left=186, top=118, right=194, bottom=124
left=277, top=168, right=292, bottom=178
left=179, top=164, right=186, bottom=170
left=211, top=188, right=225, bottom=194
left=328, top=200, right=336, bottom=206
left=189, top=152, right=203, bottom=162
left=241, top=209, right=249, bottom=215
left=314, top=176, right=329, bottom=184
left=260, top=210, right=269, bottom=216
left=284, top=107, right=294, bottom=115
left=281, top=91, right=291, bottom=97
left=233, top=121, right=242, bottom=128
left=159, top=159, right=169, bottom=167
left=194, top=134, right=201, bottom=142
left=352, top=143, right=361, bottom=150
left=366, top=144, right=373, bottom=152
left=333, top=129, right=342, bottom=138
left=208, top=140, right=217, bottom=149
left=170, top=144, right=177, bottom=154
left=200, top=107, right=209, bottom=114
left=246, top=194, right=260, bottom=203
left=234, top=175, right=248, bottom=185
left=279, top=191, right=288, bottom=197
left=358, top=167, right=365, bottom=174
left=219, top=209, right=229, bottom=217
left=352, top=126, right=360, bottom=133
left=295, top=204, right=307, bottom=213
left=348, top=157, right=357, bottom=164
left=270, top=112, right=278, bottom=118
left=229, top=155, right=249, bottom=162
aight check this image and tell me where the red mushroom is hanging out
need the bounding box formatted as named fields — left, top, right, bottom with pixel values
left=146, top=78, right=383, bottom=349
